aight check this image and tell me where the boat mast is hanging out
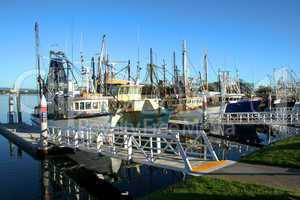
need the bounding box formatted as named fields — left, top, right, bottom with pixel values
left=34, top=22, right=42, bottom=99
left=127, top=60, right=131, bottom=82
left=80, top=33, right=89, bottom=93
left=182, top=40, right=189, bottom=97
left=98, top=35, right=106, bottom=94
left=236, top=68, right=240, bottom=94
left=173, top=52, right=177, bottom=85
left=97, top=56, right=102, bottom=93
left=173, top=51, right=179, bottom=97
left=203, top=50, right=208, bottom=92
left=136, top=63, right=141, bottom=84
left=163, top=59, right=167, bottom=96
left=91, top=57, right=96, bottom=93
left=150, top=48, right=154, bottom=88
left=105, top=54, right=110, bottom=95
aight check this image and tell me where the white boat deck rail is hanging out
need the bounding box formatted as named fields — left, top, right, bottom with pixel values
left=47, top=126, right=234, bottom=175
left=208, top=111, right=300, bottom=125
left=271, top=107, right=294, bottom=113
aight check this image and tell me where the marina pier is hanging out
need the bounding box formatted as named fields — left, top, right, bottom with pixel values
left=2, top=2, right=300, bottom=198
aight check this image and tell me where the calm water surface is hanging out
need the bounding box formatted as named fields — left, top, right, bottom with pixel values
left=2, top=94, right=284, bottom=199
left=0, top=95, right=184, bottom=199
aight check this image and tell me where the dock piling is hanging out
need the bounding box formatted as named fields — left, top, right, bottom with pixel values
left=16, top=92, right=22, bottom=123
left=202, top=95, right=207, bottom=124
left=8, top=94, right=16, bottom=124
left=38, top=95, right=48, bottom=154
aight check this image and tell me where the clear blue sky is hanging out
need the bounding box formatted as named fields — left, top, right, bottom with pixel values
left=0, top=0, right=300, bottom=88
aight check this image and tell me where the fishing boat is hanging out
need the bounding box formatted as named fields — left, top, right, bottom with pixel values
left=32, top=51, right=112, bottom=121
left=162, top=41, right=203, bottom=111
left=108, top=79, right=163, bottom=114
left=102, top=46, right=165, bottom=115
left=31, top=24, right=111, bottom=123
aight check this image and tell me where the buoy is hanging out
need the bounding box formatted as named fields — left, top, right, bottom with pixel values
left=268, top=93, right=272, bottom=111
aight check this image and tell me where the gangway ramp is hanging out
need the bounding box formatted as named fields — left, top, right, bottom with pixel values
left=48, top=127, right=234, bottom=175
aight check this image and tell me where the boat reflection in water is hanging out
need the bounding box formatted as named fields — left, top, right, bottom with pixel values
left=4, top=118, right=258, bottom=200
left=4, top=141, right=183, bottom=200
left=39, top=154, right=184, bottom=199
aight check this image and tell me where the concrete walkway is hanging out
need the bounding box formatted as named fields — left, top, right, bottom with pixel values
left=209, top=162, right=300, bottom=192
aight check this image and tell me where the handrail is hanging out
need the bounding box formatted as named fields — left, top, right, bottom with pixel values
left=47, top=126, right=219, bottom=174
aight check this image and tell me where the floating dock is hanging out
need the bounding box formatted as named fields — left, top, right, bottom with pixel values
left=0, top=123, right=40, bottom=157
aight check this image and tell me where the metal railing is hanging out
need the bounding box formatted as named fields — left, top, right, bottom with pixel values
left=221, top=112, right=300, bottom=125
left=48, top=126, right=219, bottom=174
left=271, top=107, right=294, bottom=113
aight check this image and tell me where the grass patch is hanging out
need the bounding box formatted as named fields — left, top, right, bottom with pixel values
left=139, top=176, right=295, bottom=200
left=241, top=135, right=300, bottom=168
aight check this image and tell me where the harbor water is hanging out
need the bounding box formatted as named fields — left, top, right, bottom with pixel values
left=2, top=94, right=294, bottom=199
left=0, top=94, right=186, bottom=199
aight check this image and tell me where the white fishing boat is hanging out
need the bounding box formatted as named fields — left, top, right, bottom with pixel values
left=31, top=26, right=111, bottom=122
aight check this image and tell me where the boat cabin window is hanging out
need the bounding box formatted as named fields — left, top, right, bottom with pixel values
left=111, top=87, right=118, bottom=96
left=93, top=102, right=98, bottom=109
left=86, top=102, right=91, bottom=109
left=101, top=101, right=108, bottom=112
left=129, top=87, right=140, bottom=94
left=75, top=102, right=79, bottom=110
left=119, top=86, right=142, bottom=95
left=80, top=102, right=85, bottom=110
left=128, top=87, right=134, bottom=94
left=119, top=87, right=127, bottom=95
left=124, top=87, right=129, bottom=94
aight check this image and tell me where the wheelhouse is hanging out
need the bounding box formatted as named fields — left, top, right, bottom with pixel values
left=111, top=84, right=143, bottom=101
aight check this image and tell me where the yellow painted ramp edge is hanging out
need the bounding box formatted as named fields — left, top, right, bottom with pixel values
left=191, top=160, right=233, bottom=173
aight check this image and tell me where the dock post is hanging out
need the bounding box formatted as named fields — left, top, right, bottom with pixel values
left=16, top=92, right=22, bottom=123
left=150, top=137, right=154, bottom=162
left=57, top=129, right=62, bottom=145
left=156, top=131, right=161, bottom=154
left=202, top=95, right=207, bottom=124
left=268, top=93, right=272, bottom=111
left=96, top=132, right=103, bottom=152
left=66, top=129, right=70, bottom=145
left=38, top=95, right=48, bottom=154
left=268, top=125, right=272, bottom=144
left=127, top=135, right=132, bottom=160
left=74, top=130, right=79, bottom=149
left=175, top=133, right=180, bottom=156
left=138, top=130, right=142, bottom=146
left=124, top=133, right=128, bottom=149
left=8, top=94, right=15, bottom=124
